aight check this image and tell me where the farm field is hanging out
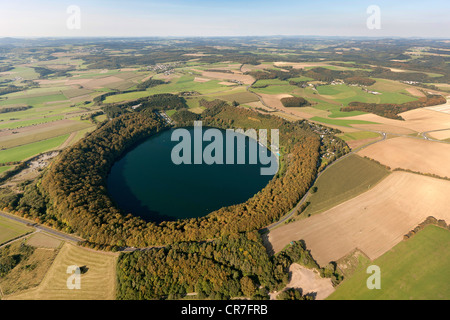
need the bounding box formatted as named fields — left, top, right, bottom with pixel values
left=328, top=225, right=450, bottom=300
left=0, top=166, right=12, bottom=174
left=26, top=232, right=63, bottom=249
left=310, top=116, right=378, bottom=128
left=0, top=36, right=449, bottom=301
left=337, top=131, right=383, bottom=149
left=267, top=172, right=450, bottom=266
left=302, top=155, right=390, bottom=217
left=0, top=216, right=34, bottom=245
left=358, top=136, right=450, bottom=178
left=0, top=239, right=59, bottom=296
left=316, top=84, right=417, bottom=105
left=343, top=107, right=450, bottom=134
left=5, top=243, right=118, bottom=300
left=0, top=134, right=69, bottom=163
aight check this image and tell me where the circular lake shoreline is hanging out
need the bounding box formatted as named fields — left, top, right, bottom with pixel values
left=107, top=127, right=276, bottom=223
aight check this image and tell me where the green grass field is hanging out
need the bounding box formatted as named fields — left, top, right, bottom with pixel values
left=302, top=154, right=390, bottom=217
left=311, top=116, right=378, bottom=128
left=307, top=98, right=366, bottom=118
left=251, top=85, right=298, bottom=95
left=338, top=131, right=382, bottom=141
left=0, top=94, right=68, bottom=108
left=150, top=75, right=232, bottom=95
left=0, top=115, right=64, bottom=130
left=316, top=84, right=418, bottom=105
left=0, top=166, right=12, bottom=175
left=0, top=216, right=34, bottom=245
left=253, top=79, right=291, bottom=86
left=0, top=134, right=69, bottom=163
left=328, top=225, right=450, bottom=300
left=213, top=91, right=260, bottom=104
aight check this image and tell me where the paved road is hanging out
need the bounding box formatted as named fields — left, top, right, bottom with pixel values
left=420, top=128, right=450, bottom=143
left=0, top=211, right=83, bottom=243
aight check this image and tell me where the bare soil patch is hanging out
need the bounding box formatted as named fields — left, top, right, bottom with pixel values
left=271, top=264, right=335, bottom=300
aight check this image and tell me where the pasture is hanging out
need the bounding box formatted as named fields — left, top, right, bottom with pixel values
left=0, top=216, right=34, bottom=245
left=316, top=84, right=417, bottom=105
left=0, top=134, right=69, bottom=163
left=328, top=226, right=450, bottom=300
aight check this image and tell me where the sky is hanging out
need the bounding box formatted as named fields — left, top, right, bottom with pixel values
left=0, top=0, right=449, bottom=38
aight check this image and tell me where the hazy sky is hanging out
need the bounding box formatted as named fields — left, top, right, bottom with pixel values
left=0, top=0, right=449, bottom=38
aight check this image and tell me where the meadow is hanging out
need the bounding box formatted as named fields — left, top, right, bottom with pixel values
left=316, top=84, right=418, bottom=105
left=328, top=225, right=450, bottom=300
left=310, top=116, right=378, bottom=128
left=0, top=216, right=34, bottom=245
left=0, top=134, right=69, bottom=163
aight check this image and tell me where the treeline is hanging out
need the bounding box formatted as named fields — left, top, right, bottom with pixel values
left=0, top=85, right=23, bottom=96
left=116, top=232, right=342, bottom=300
left=343, top=77, right=376, bottom=86
left=10, top=104, right=322, bottom=249
left=0, top=105, right=32, bottom=113
left=403, top=216, right=449, bottom=240
left=247, top=67, right=303, bottom=81
left=0, top=65, right=13, bottom=73
left=342, top=93, right=447, bottom=120
left=32, top=67, right=73, bottom=79
left=171, top=109, right=200, bottom=122
left=136, top=78, right=165, bottom=90
left=102, top=93, right=188, bottom=119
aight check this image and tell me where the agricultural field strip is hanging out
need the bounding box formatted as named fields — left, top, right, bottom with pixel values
left=265, top=131, right=386, bottom=232
left=267, top=172, right=450, bottom=266
left=0, top=211, right=83, bottom=244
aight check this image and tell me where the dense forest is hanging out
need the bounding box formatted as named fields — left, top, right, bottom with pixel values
left=8, top=102, right=324, bottom=249
left=116, top=232, right=342, bottom=300
left=281, top=97, right=310, bottom=108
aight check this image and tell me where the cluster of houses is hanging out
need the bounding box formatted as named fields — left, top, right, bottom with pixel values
left=146, top=63, right=180, bottom=75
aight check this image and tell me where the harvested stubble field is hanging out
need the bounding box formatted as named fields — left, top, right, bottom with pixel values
left=358, top=136, right=450, bottom=178
left=267, top=172, right=450, bottom=266
left=5, top=243, right=118, bottom=300
left=346, top=107, right=450, bottom=134
left=0, top=241, right=59, bottom=296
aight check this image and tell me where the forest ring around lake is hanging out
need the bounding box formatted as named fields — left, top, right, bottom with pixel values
left=11, top=104, right=325, bottom=250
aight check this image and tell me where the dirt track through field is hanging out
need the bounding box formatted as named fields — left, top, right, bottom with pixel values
left=267, top=172, right=450, bottom=266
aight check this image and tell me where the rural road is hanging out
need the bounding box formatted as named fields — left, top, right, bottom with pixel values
left=420, top=128, right=450, bottom=143
left=0, top=211, right=83, bottom=244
